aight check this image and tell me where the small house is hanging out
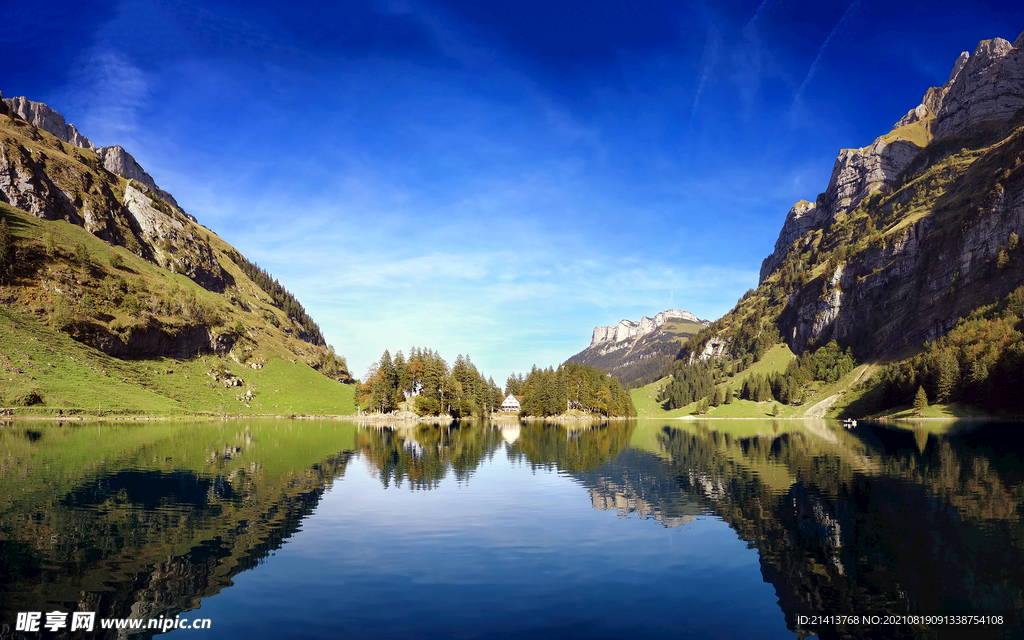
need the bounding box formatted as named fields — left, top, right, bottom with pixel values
left=499, top=394, right=522, bottom=413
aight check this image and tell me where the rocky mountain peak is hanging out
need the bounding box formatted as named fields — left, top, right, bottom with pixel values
left=590, top=309, right=704, bottom=347
left=2, top=95, right=182, bottom=212
left=759, top=29, right=1024, bottom=284
left=933, top=34, right=1024, bottom=138
left=2, top=95, right=95, bottom=149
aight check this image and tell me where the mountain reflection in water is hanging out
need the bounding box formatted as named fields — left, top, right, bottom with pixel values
left=1, top=418, right=1022, bottom=639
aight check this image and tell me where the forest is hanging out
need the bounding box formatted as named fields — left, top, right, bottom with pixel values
left=359, top=348, right=504, bottom=418
left=506, top=362, right=636, bottom=418
left=870, top=284, right=1024, bottom=415
left=658, top=339, right=856, bottom=412
left=360, top=349, right=635, bottom=418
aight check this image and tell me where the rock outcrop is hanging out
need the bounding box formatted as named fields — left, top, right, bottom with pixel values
left=933, top=35, right=1024, bottom=139
left=2, top=95, right=95, bottom=149
left=2, top=95, right=183, bottom=211
left=760, top=131, right=925, bottom=283
left=69, top=320, right=236, bottom=359
left=122, top=183, right=226, bottom=290
left=590, top=309, right=703, bottom=346
left=760, top=28, right=1024, bottom=286
left=98, top=145, right=182, bottom=210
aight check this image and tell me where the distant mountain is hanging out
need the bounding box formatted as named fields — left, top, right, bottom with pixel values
left=0, top=91, right=353, bottom=414
left=674, top=28, right=1024, bottom=416
left=566, top=310, right=709, bottom=387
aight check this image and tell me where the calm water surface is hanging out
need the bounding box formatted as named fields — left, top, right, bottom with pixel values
left=1, top=418, right=1022, bottom=639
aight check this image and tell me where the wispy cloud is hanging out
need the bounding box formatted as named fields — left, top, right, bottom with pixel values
left=746, top=0, right=782, bottom=27
left=689, top=27, right=722, bottom=129
left=792, top=0, right=860, bottom=107
left=54, top=45, right=149, bottom=147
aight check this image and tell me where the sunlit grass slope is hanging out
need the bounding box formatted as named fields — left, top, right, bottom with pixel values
left=0, top=304, right=356, bottom=416
left=0, top=158, right=355, bottom=417
left=631, top=344, right=892, bottom=419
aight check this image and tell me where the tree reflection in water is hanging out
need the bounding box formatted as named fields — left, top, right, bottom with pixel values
left=2, top=418, right=1022, bottom=639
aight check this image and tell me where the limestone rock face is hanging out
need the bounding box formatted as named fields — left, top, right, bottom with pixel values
left=759, top=136, right=921, bottom=282
left=893, top=104, right=931, bottom=129
left=124, top=183, right=184, bottom=239
left=0, top=96, right=223, bottom=288
left=693, top=335, right=729, bottom=362
left=2, top=96, right=95, bottom=149
left=760, top=29, right=1024, bottom=286
left=590, top=309, right=702, bottom=347
left=759, top=201, right=827, bottom=281
left=0, top=137, right=82, bottom=223
left=820, top=139, right=921, bottom=220
left=934, top=36, right=1024, bottom=138
left=2, top=96, right=185, bottom=212
left=123, top=184, right=225, bottom=290
left=750, top=29, right=1024, bottom=362
left=779, top=182, right=1024, bottom=358
left=98, top=145, right=182, bottom=210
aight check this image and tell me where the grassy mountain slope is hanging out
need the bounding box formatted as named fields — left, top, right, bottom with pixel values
left=0, top=104, right=354, bottom=416
left=567, top=318, right=706, bottom=388
left=656, top=33, right=1024, bottom=419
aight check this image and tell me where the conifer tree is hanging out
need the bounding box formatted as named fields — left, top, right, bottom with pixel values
left=913, top=386, right=928, bottom=417
left=0, top=218, right=12, bottom=280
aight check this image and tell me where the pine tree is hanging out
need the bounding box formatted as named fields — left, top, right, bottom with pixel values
left=913, top=386, right=928, bottom=417
left=0, top=218, right=12, bottom=280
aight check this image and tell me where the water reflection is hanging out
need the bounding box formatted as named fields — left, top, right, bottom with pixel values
left=0, top=420, right=359, bottom=638
left=1, top=418, right=1022, bottom=639
left=646, top=419, right=1024, bottom=639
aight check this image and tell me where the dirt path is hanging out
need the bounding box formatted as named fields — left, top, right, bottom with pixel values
left=804, top=393, right=841, bottom=419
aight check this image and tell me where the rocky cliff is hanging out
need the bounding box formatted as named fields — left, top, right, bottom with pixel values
left=719, top=29, right=1024, bottom=361
left=0, top=90, right=349, bottom=385
left=590, top=309, right=703, bottom=346
left=760, top=31, right=1024, bottom=286
left=567, top=309, right=708, bottom=387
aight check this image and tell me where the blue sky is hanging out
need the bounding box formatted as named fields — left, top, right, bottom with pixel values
left=2, top=1, right=1022, bottom=381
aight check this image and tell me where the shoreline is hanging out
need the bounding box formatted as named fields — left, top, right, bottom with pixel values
left=1, top=409, right=1015, bottom=424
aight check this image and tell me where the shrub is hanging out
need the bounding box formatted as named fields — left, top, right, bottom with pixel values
left=80, top=294, right=96, bottom=316
left=73, top=242, right=91, bottom=268
left=50, top=295, right=75, bottom=329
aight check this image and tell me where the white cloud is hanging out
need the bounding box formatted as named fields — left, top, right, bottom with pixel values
left=54, top=45, right=149, bottom=147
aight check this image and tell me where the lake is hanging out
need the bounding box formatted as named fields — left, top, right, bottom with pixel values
left=1, top=418, right=1021, bottom=639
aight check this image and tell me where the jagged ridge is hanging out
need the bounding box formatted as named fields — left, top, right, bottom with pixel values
left=0, top=91, right=352, bottom=407
left=685, top=29, right=1024, bottom=369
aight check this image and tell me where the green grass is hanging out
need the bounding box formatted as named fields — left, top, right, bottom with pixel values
left=630, top=378, right=694, bottom=419
left=630, top=345, right=903, bottom=420
left=0, top=304, right=356, bottom=416
left=631, top=344, right=798, bottom=419
left=0, top=120, right=357, bottom=417
left=660, top=320, right=706, bottom=344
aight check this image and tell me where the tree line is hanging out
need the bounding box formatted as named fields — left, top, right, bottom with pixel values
left=359, top=348, right=504, bottom=418
left=872, top=285, right=1024, bottom=415
left=226, top=249, right=325, bottom=346
left=359, top=351, right=635, bottom=418
left=658, top=339, right=856, bottom=411
left=513, top=362, right=636, bottom=417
